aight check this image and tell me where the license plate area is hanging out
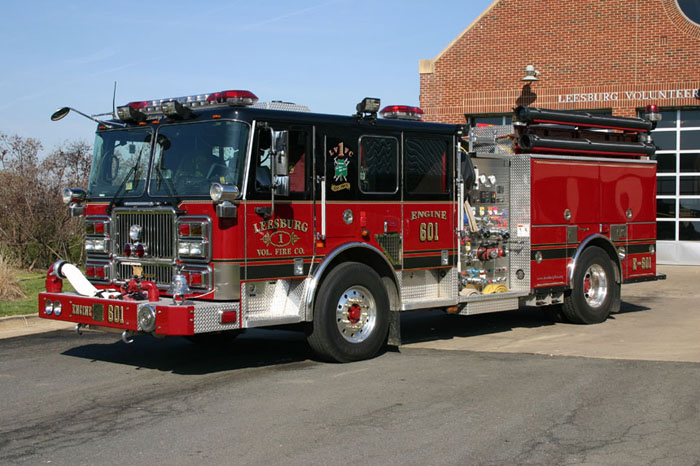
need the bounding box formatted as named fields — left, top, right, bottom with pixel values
left=92, top=303, right=104, bottom=322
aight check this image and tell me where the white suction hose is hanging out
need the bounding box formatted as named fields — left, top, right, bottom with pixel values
left=54, top=262, right=121, bottom=299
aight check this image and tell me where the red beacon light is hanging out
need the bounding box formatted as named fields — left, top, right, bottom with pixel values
left=645, top=104, right=662, bottom=122
left=206, top=90, right=259, bottom=107
left=379, top=105, right=424, bottom=121
left=116, top=90, right=259, bottom=123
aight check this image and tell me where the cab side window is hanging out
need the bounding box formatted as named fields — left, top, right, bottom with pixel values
left=404, top=137, right=450, bottom=196
left=253, top=127, right=273, bottom=192
left=250, top=124, right=310, bottom=198
left=359, top=136, right=398, bottom=194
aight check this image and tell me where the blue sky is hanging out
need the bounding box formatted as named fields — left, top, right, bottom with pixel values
left=0, top=0, right=493, bottom=153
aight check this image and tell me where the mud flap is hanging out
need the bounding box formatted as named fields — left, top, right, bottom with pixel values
left=387, top=310, right=401, bottom=347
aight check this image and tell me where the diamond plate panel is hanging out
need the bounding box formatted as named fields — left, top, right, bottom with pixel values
left=242, top=278, right=307, bottom=326
left=193, top=302, right=240, bottom=333
left=509, top=154, right=532, bottom=292
left=470, top=126, right=514, bottom=155
left=401, top=269, right=439, bottom=301
left=460, top=296, right=519, bottom=315
left=376, top=233, right=402, bottom=266
left=401, top=268, right=457, bottom=303
left=439, top=268, right=458, bottom=300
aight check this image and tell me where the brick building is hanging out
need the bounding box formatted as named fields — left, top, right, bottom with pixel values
left=419, top=0, right=700, bottom=264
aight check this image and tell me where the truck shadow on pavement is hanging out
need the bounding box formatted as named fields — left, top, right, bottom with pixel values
left=398, top=300, right=651, bottom=345
left=61, top=329, right=315, bottom=375
left=59, top=300, right=650, bottom=373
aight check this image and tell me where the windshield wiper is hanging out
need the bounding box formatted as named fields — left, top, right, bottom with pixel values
left=106, top=150, right=144, bottom=215
left=154, top=165, right=181, bottom=207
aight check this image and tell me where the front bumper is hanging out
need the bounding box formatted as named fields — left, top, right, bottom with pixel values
left=39, top=292, right=240, bottom=336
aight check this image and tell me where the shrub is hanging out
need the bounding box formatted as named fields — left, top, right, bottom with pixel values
left=0, top=254, right=26, bottom=301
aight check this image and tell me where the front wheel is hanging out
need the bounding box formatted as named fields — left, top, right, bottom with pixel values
left=307, top=262, right=390, bottom=362
left=562, top=246, right=620, bottom=324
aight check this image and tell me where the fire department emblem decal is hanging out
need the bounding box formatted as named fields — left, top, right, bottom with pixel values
left=261, top=230, right=299, bottom=248
left=329, top=141, right=353, bottom=191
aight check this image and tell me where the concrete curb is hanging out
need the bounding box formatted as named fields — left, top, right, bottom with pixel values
left=0, top=313, right=73, bottom=339
left=0, top=313, right=41, bottom=326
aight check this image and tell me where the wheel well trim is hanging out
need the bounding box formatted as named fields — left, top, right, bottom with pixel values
left=304, top=242, right=400, bottom=320
left=567, top=234, right=622, bottom=289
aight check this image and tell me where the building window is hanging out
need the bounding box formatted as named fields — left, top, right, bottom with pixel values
left=676, top=0, right=700, bottom=26
left=466, top=115, right=512, bottom=127
left=649, top=108, right=700, bottom=242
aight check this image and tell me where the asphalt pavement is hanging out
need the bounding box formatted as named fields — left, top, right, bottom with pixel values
left=1, top=330, right=699, bottom=465
left=1, top=265, right=699, bottom=465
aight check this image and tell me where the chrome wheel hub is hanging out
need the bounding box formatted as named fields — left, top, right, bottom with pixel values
left=583, top=264, right=608, bottom=308
left=336, top=285, right=376, bottom=343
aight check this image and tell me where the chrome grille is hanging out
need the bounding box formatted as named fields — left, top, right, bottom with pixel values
left=113, top=208, right=176, bottom=259
left=116, top=263, right=173, bottom=286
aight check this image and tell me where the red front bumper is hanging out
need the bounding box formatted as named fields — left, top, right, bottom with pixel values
left=38, top=292, right=240, bottom=336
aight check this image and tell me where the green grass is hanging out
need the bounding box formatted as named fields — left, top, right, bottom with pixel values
left=0, top=272, right=74, bottom=318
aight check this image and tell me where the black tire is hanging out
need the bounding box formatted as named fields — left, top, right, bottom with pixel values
left=562, top=246, right=620, bottom=324
left=307, top=262, right=390, bottom=362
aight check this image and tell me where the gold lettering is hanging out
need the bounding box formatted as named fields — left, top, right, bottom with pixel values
left=71, top=304, right=92, bottom=317
left=411, top=210, right=447, bottom=222
left=419, top=222, right=439, bottom=242
left=255, top=218, right=309, bottom=233
left=107, top=305, right=125, bottom=324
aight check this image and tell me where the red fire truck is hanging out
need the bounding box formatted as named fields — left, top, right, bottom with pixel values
left=42, top=90, right=664, bottom=362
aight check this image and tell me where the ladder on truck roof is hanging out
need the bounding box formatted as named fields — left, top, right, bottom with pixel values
left=468, top=106, right=657, bottom=159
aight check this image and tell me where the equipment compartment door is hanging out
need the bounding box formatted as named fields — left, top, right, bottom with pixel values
left=315, top=127, right=402, bottom=266
left=401, top=134, right=456, bottom=291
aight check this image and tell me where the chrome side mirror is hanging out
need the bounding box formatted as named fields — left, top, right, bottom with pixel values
left=51, top=107, right=71, bottom=121
left=272, top=130, right=289, bottom=176
left=273, top=175, right=289, bottom=197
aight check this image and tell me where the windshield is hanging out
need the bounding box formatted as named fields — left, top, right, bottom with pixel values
left=88, top=128, right=153, bottom=198
left=150, top=120, right=248, bottom=197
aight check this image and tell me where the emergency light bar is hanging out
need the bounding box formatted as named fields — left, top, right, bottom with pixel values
left=116, top=90, right=259, bottom=122
left=379, top=105, right=424, bottom=121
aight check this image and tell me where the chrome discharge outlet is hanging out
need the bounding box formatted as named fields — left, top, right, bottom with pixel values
left=75, top=323, right=84, bottom=335
left=121, top=330, right=135, bottom=344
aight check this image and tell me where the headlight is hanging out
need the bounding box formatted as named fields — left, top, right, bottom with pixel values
left=210, top=183, right=223, bottom=202
left=85, top=238, right=110, bottom=254
left=62, top=188, right=73, bottom=205
left=129, top=224, right=143, bottom=242
left=178, top=241, right=207, bottom=258
left=45, top=300, right=53, bottom=315
left=61, top=187, right=87, bottom=205
left=209, top=183, right=239, bottom=202
left=53, top=301, right=62, bottom=316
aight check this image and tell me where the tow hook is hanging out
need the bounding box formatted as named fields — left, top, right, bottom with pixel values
left=75, top=323, right=84, bottom=335
left=121, top=330, right=135, bottom=344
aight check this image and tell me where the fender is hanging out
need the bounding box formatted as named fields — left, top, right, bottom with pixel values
left=303, top=242, right=400, bottom=320
left=567, top=234, right=622, bottom=289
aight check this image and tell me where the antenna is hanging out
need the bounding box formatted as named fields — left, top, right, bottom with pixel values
left=112, top=81, right=117, bottom=119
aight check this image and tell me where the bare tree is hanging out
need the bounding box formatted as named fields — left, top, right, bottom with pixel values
left=0, top=133, right=92, bottom=269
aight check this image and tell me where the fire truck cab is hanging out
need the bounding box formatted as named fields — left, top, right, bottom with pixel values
left=42, top=91, right=663, bottom=362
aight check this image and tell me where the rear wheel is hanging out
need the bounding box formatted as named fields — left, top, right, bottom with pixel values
left=307, top=262, right=390, bottom=362
left=562, top=246, right=620, bottom=324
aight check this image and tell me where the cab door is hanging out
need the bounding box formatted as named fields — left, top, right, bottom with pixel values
left=245, top=122, right=315, bottom=281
